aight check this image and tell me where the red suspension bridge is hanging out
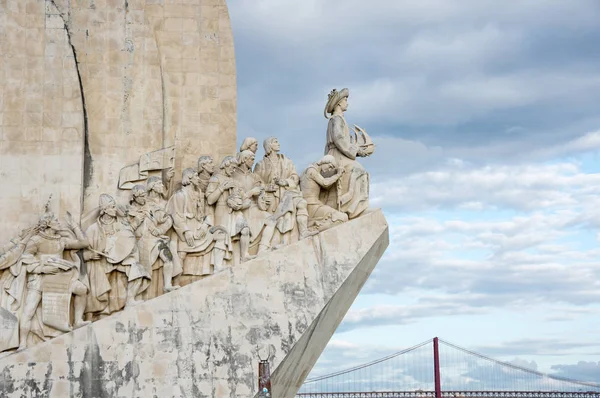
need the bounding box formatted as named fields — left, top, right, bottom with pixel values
left=295, top=338, right=600, bottom=398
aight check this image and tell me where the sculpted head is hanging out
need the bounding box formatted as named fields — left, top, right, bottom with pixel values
left=263, top=137, right=280, bottom=155
left=220, top=156, right=237, bottom=177
left=316, top=155, right=337, bottom=178
left=38, top=211, right=61, bottom=232
left=197, top=155, right=214, bottom=175
left=131, top=184, right=147, bottom=205
left=324, top=88, right=349, bottom=118
left=99, top=194, right=117, bottom=217
left=146, top=176, right=164, bottom=195
left=240, top=137, right=258, bottom=154
left=182, top=168, right=200, bottom=188
left=237, top=150, right=255, bottom=170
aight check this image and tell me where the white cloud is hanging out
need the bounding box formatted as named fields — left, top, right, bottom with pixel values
left=371, top=159, right=600, bottom=211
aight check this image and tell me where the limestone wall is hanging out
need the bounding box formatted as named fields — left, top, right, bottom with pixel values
left=0, top=0, right=237, bottom=242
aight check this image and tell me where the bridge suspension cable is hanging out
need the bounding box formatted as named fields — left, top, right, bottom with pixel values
left=296, top=337, right=600, bottom=395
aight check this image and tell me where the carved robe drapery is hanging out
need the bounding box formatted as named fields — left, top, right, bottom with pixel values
left=166, top=186, right=214, bottom=254
left=129, top=201, right=182, bottom=299
left=166, top=185, right=215, bottom=280
left=300, top=165, right=348, bottom=230
left=232, top=167, right=265, bottom=242
left=0, top=242, right=27, bottom=352
left=323, top=115, right=369, bottom=218
left=254, top=154, right=302, bottom=234
left=84, top=218, right=150, bottom=319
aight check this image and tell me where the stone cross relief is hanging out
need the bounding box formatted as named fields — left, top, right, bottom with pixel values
left=0, top=88, right=375, bottom=353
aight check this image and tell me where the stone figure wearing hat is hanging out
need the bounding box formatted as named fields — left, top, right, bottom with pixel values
left=323, top=88, right=375, bottom=219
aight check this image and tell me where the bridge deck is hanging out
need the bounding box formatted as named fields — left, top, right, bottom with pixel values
left=297, top=392, right=600, bottom=398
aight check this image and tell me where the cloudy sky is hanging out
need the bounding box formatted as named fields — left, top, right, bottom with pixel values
left=227, top=0, right=600, bottom=389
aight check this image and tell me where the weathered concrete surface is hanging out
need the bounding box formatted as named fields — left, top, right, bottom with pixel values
left=0, top=209, right=388, bottom=397
left=0, top=0, right=237, bottom=242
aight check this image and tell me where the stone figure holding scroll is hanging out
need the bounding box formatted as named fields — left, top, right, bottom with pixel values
left=84, top=194, right=150, bottom=320
left=323, top=88, right=374, bottom=219
left=129, top=184, right=181, bottom=299
left=0, top=227, right=37, bottom=352
left=18, top=211, right=90, bottom=349
left=300, top=155, right=348, bottom=232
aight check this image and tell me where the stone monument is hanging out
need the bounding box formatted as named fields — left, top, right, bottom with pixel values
left=0, top=1, right=387, bottom=397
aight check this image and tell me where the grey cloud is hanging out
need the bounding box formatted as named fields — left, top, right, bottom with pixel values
left=551, top=362, right=600, bottom=384
left=336, top=302, right=485, bottom=333
left=472, top=339, right=600, bottom=358
left=229, top=0, right=600, bottom=173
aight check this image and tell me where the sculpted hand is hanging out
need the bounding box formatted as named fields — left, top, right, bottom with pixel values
left=165, top=167, right=175, bottom=182
left=65, top=211, right=77, bottom=230
left=220, top=181, right=235, bottom=191
left=184, top=231, right=195, bottom=247
left=86, top=251, right=101, bottom=261
left=249, top=187, right=263, bottom=197
left=19, top=226, right=37, bottom=243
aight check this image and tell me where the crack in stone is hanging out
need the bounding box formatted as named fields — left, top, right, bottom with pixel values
left=48, top=1, right=93, bottom=207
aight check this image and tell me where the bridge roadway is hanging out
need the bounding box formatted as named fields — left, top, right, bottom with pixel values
left=296, top=392, right=600, bottom=398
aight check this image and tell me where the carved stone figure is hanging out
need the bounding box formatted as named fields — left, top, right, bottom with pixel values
left=19, top=211, right=90, bottom=349
left=197, top=156, right=216, bottom=194
left=323, top=88, right=374, bottom=219
left=197, top=155, right=216, bottom=226
left=0, top=227, right=37, bottom=352
left=84, top=194, right=150, bottom=320
left=146, top=175, right=169, bottom=207
left=206, top=156, right=255, bottom=263
left=254, top=137, right=314, bottom=245
left=129, top=184, right=181, bottom=299
left=239, top=137, right=259, bottom=154
left=167, top=168, right=222, bottom=283
left=300, top=155, right=348, bottom=232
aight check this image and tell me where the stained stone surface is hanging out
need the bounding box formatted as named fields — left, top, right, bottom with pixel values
left=0, top=0, right=85, bottom=242
left=0, top=209, right=389, bottom=397
left=0, top=0, right=237, bottom=242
